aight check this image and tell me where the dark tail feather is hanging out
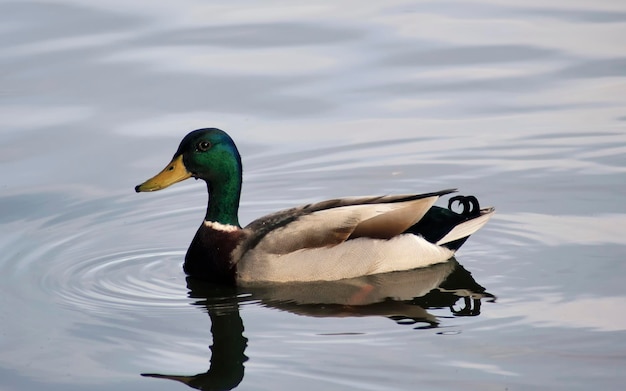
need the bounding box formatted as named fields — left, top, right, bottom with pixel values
left=406, top=195, right=494, bottom=251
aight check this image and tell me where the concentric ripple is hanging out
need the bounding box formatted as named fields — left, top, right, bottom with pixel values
left=0, top=192, right=200, bottom=319
left=43, top=248, right=192, bottom=315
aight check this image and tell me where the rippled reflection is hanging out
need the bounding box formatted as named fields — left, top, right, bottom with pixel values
left=142, top=258, right=493, bottom=390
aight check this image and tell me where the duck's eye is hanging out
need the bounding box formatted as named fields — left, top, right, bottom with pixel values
left=196, top=141, right=212, bottom=152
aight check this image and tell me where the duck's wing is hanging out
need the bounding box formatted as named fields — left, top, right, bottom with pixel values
left=240, top=189, right=457, bottom=255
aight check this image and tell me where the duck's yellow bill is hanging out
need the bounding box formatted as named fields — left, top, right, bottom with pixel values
left=135, top=155, right=192, bottom=192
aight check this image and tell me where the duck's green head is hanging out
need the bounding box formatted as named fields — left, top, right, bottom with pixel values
left=135, top=128, right=242, bottom=193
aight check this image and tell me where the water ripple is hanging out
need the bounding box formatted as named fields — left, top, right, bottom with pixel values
left=0, top=192, right=195, bottom=319
left=43, top=248, right=191, bottom=315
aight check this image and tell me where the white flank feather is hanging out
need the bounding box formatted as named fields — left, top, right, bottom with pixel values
left=237, top=235, right=454, bottom=283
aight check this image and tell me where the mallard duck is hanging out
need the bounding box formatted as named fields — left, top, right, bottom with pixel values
left=135, top=128, right=494, bottom=284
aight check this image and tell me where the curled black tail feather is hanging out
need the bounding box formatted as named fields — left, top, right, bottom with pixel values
left=407, top=194, right=485, bottom=251
left=448, top=195, right=480, bottom=217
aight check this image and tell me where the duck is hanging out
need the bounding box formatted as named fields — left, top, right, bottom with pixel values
left=135, top=128, right=494, bottom=284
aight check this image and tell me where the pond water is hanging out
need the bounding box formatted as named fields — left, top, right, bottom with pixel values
left=2, top=1, right=626, bottom=390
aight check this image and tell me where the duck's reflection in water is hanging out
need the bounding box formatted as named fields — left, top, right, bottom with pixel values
left=141, top=258, right=494, bottom=390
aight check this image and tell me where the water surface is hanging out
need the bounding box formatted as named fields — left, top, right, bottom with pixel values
left=1, top=1, right=626, bottom=390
